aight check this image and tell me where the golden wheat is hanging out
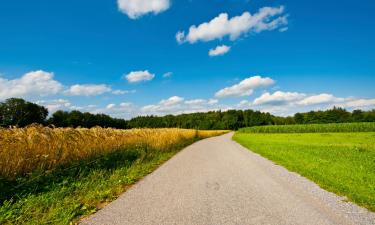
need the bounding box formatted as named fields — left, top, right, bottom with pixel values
left=0, top=125, right=228, bottom=178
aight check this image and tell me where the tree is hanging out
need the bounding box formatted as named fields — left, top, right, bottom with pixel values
left=293, top=113, right=304, bottom=124
left=0, top=98, right=48, bottom=127
left=351, top=109, right=364, bottom=122
left=48, top=110, right=70, bottom=127
left=325, top=107, right=350, bottom=123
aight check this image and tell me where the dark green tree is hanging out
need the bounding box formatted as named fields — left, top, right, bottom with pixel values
left=0, top=98, right=48, bottom=127
left=294, top=113, right=304, bottom=124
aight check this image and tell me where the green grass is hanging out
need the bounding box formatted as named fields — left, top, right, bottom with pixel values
left=0, top=139, right=197, bottom=225
left=233, top=132, right=375, bottom=212
left=239, top=122, right=375, bottom=133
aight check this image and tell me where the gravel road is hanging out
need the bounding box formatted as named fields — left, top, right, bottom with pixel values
left=82, top=132, right=375, bottom=225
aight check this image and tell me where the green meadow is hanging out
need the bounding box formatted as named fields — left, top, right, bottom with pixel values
left=234, top=124, right=375, bottom=212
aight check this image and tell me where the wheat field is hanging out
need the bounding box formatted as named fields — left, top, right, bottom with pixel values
left=0, top=126, right=228, bottom=179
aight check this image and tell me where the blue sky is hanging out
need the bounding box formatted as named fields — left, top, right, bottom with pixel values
left=0, top=0, right=374, bottom=118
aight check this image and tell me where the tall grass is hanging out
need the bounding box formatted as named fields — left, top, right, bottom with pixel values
left=0, top=125, right=228, bottom=179
left=238, top=122, right=375, bottom=133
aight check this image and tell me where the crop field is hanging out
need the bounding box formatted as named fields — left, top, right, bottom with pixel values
left=239, top=122, right=375, bottom=133
left=0, top=126, right=228, bottom=224
left=234, top=126, right=375, bottom=212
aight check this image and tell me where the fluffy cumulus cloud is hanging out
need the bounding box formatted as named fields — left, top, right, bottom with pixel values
left=297, top=93, right=343, bottom=106
left=141, top=96, right=221, bottom=115
left=117, top=0, right=170, bottom=19
left=215, top=76, right=275, bottom=98
left=65, top=84, right=112, bottom=96
left=0, top=70, right=63, bottom=100
left=124, top=70, right=155, bottom=83
left=159, top=96, right=184, bottom=106
left=176, top=6, right=287, bottom=44
left=253, top=91, right=306, bottom=106
left=0, top=70, right=132, bottom=100
left=252, top=92, right=347, bottom=107
left=209, top=45, right=231, bottom=56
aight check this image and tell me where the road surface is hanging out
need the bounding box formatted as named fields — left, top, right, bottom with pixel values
left=82, top=132, right=375, bottom=225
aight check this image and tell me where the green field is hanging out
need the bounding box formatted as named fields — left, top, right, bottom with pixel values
left=233, top=131, right=375, bottom=212
left=239, top=122, right=375, bottom=133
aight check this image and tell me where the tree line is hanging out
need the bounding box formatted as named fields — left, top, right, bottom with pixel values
left=1, top=98, right=375, bottom=129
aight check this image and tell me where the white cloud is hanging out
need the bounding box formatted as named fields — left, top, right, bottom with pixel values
left=65, top=84, right=112, bottom=96
left=176, top=6, right=287, bottom=44
left=159, top=96, right=184, bottom=106
left=163, top=72, right=173, bottom=78
left=106, top=103, right=116, bottom=109
left=112, top=90, right=127, bottom=95
left=215, top=76, right=275, bottom=98
left=253, top=91, right=306, bottom=106
left=120, top=102, right=132, bottom=107
left=111, top=89, right=136, bottom=95
left=92, top=102, right=136, bottom=119
left=246, top=91, right=375, bottom=115
left=251, top=92, right=342, bottom=108
left=335, top=98, right=375, bottom=109
left=0, top=70, right=63, bottom=100
left=208, top=99, right=219, bottom=105
left=124, top=70, right=155, bottom=83
left=0, top=70, right=134, bottom=99
left=117, top=0, right=170, bottom=19
left=237, top=100, right=254, bottom=109
left=36, top=99, right=72, bottom=113
left=141, top=96, right=222, bottom=115
left=65, top=86, right=133, bottom=97
left=209, top=45, right=231, bottom=56
left=183, top=98, right=219, bottom=106
left=297, top=93, right=343, bottom=106
left=185, top=99, right=206, bottom=105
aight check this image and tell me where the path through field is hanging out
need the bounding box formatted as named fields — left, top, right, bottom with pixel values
left=82, top=132, right=375, bottom=225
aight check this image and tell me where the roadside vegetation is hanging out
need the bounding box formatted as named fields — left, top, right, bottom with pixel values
left=0, top=126, right=228, bottom=224
left=234, top=123, right=375, bottom=212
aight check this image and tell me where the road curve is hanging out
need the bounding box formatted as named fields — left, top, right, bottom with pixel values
left=82, top=132, right=375, bottom=225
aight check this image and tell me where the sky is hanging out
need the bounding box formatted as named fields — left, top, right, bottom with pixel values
left=0, top=0, right=375, bottom=118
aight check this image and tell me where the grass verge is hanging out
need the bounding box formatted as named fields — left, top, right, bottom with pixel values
left=0, top=138, right=197, bottom=225
left=233, top=132, right=375, bottom=212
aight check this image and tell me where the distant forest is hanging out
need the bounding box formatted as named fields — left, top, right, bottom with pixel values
left=1, top=98, right=375, bottom=130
